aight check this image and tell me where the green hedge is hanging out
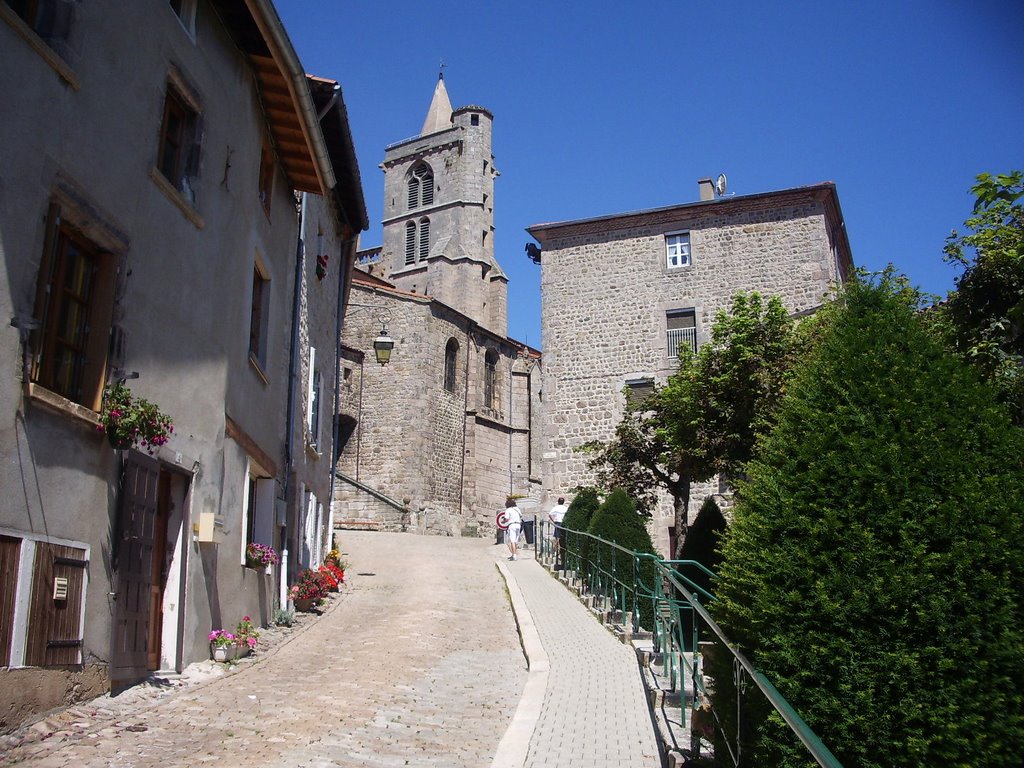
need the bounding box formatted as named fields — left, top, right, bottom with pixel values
left=709, top=276, right=1024, bottom=767
left=587, top=488, right=659, bottom=630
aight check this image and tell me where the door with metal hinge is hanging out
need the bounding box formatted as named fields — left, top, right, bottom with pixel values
left=110, top=449, right=159, bottom=683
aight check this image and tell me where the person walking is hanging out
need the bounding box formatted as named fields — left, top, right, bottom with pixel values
left=503, top=498, right=523, bottom=561
left=548, top=496, right=569, bottom=566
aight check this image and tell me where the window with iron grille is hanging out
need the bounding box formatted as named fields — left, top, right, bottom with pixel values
left=666, top=308, right=697, bottom=359
left=665, top=231, right=691, bottom=269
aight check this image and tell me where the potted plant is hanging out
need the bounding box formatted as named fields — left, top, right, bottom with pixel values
left=289, top=567, right=327, bottom=612
left=209, top=629, right=237, bottom=662
left=245, top=542, right=279, bottom=570
left=234, top=615, right=259, bottom=657
left=97, top=382, right=173, bottom=454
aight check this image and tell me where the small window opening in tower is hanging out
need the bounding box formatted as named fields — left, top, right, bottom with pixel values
left=471, top=114, right=479, bottom=126
left=483, top=160, right=488, bottom=174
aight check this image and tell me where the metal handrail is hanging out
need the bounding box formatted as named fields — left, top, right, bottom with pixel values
left=537, top=519, right=843, bottom=768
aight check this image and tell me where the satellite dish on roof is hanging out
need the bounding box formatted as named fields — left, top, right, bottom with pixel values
left=715, top=173, right=728, bottom=197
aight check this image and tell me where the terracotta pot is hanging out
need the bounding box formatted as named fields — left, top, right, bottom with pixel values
left=293, top=597, right=314, bottom=612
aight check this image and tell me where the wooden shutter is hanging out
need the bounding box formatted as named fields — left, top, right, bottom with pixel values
left=0, top=536, right=20, bottom=666
left=25, top=542, right=87, bottom=666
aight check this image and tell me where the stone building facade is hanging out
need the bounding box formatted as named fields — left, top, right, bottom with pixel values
left=528, top=179, right=853, bottom=554
left=0, top=1, right=364, bottom=727
left=335, top=78, right=541, bottom=537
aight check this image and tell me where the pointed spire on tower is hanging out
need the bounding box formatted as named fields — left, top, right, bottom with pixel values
left=421, top=73, right=453, bottom=135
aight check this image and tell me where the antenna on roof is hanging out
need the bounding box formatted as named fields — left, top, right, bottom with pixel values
left=715, top=173, right=729, bottom=197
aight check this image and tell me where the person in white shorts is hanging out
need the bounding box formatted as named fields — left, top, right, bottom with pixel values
left=503, top=498, right=523, bottom=561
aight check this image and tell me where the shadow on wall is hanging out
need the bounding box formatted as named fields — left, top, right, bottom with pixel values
left=200, top=543, right=221, bottom=639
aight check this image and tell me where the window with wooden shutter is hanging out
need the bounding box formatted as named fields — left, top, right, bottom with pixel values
left=0, top=536, right=20, bottom=666
left=26, top=542, right=87, bottom=666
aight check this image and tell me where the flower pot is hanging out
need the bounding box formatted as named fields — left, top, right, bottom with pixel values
left=293, top=597, right=315, bottom=612
left=212, top=644, right=237, bottom=662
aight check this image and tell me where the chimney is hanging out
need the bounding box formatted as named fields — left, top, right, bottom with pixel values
left=698, top=177, right=715, bottom=201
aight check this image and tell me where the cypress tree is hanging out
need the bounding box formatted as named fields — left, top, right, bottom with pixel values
left=587, top=488, right=659, bottom=630
left=710, top=276, right=1024, bottom=766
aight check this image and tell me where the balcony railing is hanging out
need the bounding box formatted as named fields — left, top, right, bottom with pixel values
left=667, top=327, right=698, bottom=359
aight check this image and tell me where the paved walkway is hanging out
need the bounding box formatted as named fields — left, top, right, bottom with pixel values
left=491, top=546, right=661, bottom=768
left=0, top=532, right=661, bottom=767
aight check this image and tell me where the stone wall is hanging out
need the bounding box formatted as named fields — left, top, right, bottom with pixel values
left=536, top=188, right=850, bottom=553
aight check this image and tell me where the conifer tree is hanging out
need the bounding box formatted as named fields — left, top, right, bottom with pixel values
left=710, top=275, right=1024, bottom=766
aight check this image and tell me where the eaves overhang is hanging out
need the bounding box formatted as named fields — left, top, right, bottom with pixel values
left=209, top=0, right=335, bottom=194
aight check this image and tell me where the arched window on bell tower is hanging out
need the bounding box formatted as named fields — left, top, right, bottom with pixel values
left=405, top=221, right=416, bottom=265
left=408, top=162, right=433, bottom=210
left=419, top=218, right=430, bottom=261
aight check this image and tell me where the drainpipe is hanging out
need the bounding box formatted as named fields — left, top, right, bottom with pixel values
left=458, top=321, right=475, bottom=519
left=327, top=232, right=355, bottom=549
left=282, top=192, right=307, bottom=605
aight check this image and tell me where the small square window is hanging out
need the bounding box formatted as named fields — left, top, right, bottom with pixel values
left=666, top=232, right=691, bottom=269
left=625, top=378, right=655, bottom=406
left=470, top=114, right=479, bottom=126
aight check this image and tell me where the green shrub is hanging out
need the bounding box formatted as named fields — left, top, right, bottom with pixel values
left=586, top=488, right=659, bottom=630
left=560, top=487, right=600, bottom=573
left=676, top=496, right=726, bottom=650
left=709, top=275, right=1024, bottom=767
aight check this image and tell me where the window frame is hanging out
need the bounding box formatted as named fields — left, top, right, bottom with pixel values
left=249, top=255, right=270, bottom=375
left=483, top=349, right=499, bottom=410
left=666, top=308, right=698, bottom=359
left=29, top=205, right=116, bottom=412
left=156, top=74, right=202, bottom=205
left=258, top=131, right=274, bottom=217
left=444, top=338, right=459, bottom=393
left=665, top=231, right=691, bottom=270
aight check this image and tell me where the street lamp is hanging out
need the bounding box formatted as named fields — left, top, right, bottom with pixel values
left=347, top=302, right=394, bottom=366
left=372, top=321, right=394, bottom=365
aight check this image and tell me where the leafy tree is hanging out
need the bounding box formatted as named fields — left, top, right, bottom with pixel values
left=941, top=170, right=1024, bottom=422
left=586, top=488, right=659, bottom=630
left=710, top=274, right=1024, bottom=767
left=585, top=293, right=801, bottom=557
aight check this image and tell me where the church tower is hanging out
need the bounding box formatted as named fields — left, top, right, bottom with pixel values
left=379, top=76, right=507, bottom=335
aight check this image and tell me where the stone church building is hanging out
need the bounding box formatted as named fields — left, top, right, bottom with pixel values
left=334, top=77, right=542, bottom=537
left=528, top=179, right=854, bottom=555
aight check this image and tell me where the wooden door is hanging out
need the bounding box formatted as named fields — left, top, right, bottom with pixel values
left=146, top=471, right=171, bottom=670
left=110, top=450, right=159, bottom=683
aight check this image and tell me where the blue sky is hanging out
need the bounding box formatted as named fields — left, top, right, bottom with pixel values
left=275, top=0, right=1023, bottom=349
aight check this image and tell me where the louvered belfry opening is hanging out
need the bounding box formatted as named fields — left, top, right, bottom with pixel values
left=419, top=218, right=430, bottom=261
left=408, top=163, right=433, bottom=210
left=405, top=221, right=416, bottom=265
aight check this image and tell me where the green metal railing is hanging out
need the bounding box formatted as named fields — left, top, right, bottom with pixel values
left=536, top=520, right=843, bottom=768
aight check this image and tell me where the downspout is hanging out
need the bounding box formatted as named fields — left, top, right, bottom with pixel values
left=282, top=192, right=307, bottom=606
left=327, top=232, right=355, bottom=548
left=457, top=321, right=474, bottom=517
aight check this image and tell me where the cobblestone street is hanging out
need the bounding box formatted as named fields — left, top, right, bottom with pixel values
left=1, top=532, right=526, bottom=767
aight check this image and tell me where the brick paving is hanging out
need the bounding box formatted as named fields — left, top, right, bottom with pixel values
left=496, top=549, right=661, bottom=768
left=1, top=532, right=661, bottom=768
